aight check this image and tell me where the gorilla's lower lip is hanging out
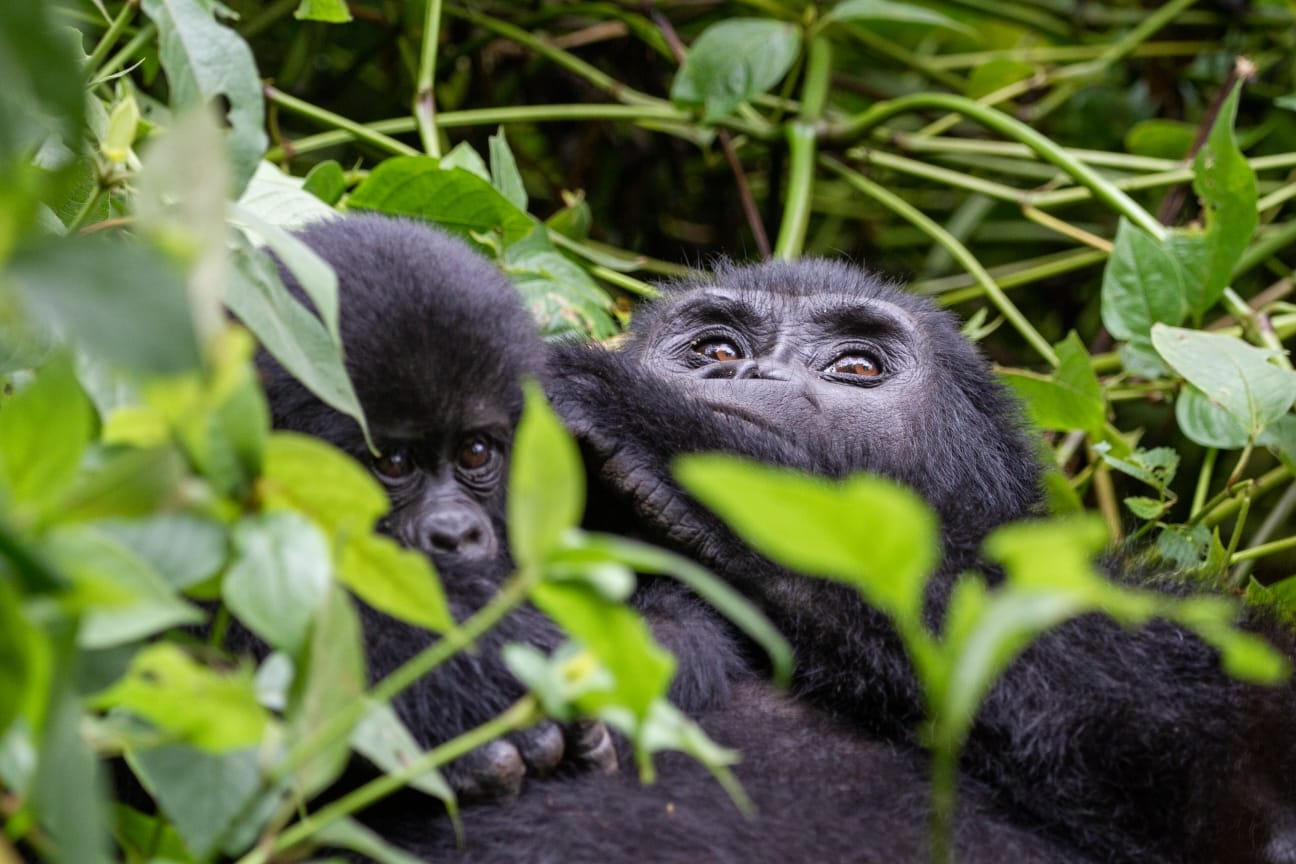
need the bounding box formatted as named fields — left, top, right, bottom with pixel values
left=702, top=401, right=795, bottom=439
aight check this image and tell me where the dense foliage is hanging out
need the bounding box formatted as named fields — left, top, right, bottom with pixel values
left=2, top=1, right=1296, bottom=861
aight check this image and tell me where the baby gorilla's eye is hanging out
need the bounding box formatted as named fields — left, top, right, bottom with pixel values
left=374, top=449, right=414, bottom=479
left=691, top=337, right=741, bottom=363
left=457, top=435, right=494, bottom=471
left=827, top=353, right=881, bottom=378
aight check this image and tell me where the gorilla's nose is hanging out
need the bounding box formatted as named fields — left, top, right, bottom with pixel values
left=420, top=509, right=496, bottom=564
left=697, top=359, right=793, bottom=381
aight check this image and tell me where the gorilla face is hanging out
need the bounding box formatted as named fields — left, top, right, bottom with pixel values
left=364, top=414, right=511, bottom=568
left=569, top=259, right=1043, bottom=567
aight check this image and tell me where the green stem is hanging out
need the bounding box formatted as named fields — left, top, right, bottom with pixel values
left=263, top=698, right=541, bottom=861
left=913, top=249, right=1108, bottom=303
left=86, top=0, right=139, bottom=77
left=825, top=93, right=1165, bottom=239
left=414, top=0, right=444, bottom=157
left=823, top=156, right=1059, bottom=366
left=774, top=35, right=831, bottom=259
left=928, top=744, right=957, bottom=864
left=67, top=186, right=107, bottom=233
left=239, top=0, right=297, bottom=39
left=266, top=104, right=693, bottom=160
left=267, top=573, right=535, bottom=788
left=775, top=122, right=816, bottom=260
left=1229, top=533, right=1296, bottom=565
left=448, top=6, right=662, bottom=108
left=98, top=21, right=155, bottom=81
left=1190, top=448, right=1218, bottom=519
left=1204, top=466, right=1290, bottom=527
left=1230, top=483, right=1296, bottom=583
left=264, top=86, right=420, bottom=157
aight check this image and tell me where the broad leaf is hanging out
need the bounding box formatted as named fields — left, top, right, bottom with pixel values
left=224, top=512, right=332, bottom=655
left=227, top=241, right=372, bottom=451
left=504, top=232, right=618, bottom=339
left=671, top=19, right=801, bottom=121
left=0, top=356, right=92, bottom=512
left=339, top=532, right=453, bottom=634
left=1001, top=331, right=1104, bottom=437
left=260, top=433, right=388, bottom=535
left=1153, top=324, right=1296, bottom=441
left=675, top=455, right=938, bottom=623
left=509, top=383, right=584, bottom=570
left=92, top=644, right=270, bottom=751
left=1100, top=219, right=1187, bottom=354
left=489, top=129, right=527, bottom=211
left=9, top=235, right=201, bottom=374
left=141, top=0, right=268, bottom=194
left=348, top=157, right=536, bottom=245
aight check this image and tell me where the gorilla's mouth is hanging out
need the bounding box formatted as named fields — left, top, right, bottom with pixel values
left=701, top=400, right=800, bottom=444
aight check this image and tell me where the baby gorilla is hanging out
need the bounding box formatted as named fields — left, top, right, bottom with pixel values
left=254, top=214, right=613, bottom=801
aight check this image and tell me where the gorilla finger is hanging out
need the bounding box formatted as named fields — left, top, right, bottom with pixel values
left=445, top=737, right=525, bottom=804
left=511, top=722, right=566, bottom=776
left=566, top=720, right=618, bottom=774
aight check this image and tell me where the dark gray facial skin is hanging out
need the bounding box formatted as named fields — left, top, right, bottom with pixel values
left=638, top=287, right=929, bottom=464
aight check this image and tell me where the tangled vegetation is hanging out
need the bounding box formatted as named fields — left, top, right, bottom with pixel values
left=2, top=1, right=1295, bottom=861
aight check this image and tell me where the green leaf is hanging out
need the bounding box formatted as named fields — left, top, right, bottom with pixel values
left=231, top=202, right=343, bottom=347
left=1152, top=324, right=1296, bottom=441
left=113, top=804, right=199, bottom=864
left=0, top=579, right=32, bottom=739
left=965, top=59, right=1035, bottom=100
left=56, top=446, right=186, bottom=523
left=312, top=818, right=428, bottom=864
left=823, top=0, right=970, bottom=32
left=1096, top=445, right=1179, bottom=495
left=1124, top=496, right=1168, bottom=520
left=30, top=684, right=111, bottom=864
left=224, top=512, right=333, bottom=655
left=302, top=160, right=347, bottom=205
left=286, top=584, right=366, bottom=797
left=0, top=1, right=84, bottom=164
left=503, top=231, right=618, bottom=339
left=339, top=532, right=453, bottom=634
left=671, top=19, right=801, bottom=121
left=1174, top=385, right=1250, bottom=449
left=576, top=533, right=794, bottom=687
left=237, top=161, right=340, bottom=230
left=1000, top=331, right=1104, bottom=437
left=46, top=527, right=202, bottom=649
left=1100, top=219, right=1187, bottom=354
left=489, top=128, right=527, bottom=211
left=675, top=455, right=938, bottom=623
left=509, top=382, right=584, bottom=570
left=440, top=142, right=490, bottom=181
left=1258, top=414, right=1296, bottom=474
left=1124, top=119, right=1194, bottom=160
left=141, top=0, right=268, bottom=195
left=1182, top=80, right=1257, bottom=319
left=96, top=515, right=228, bottom=591
left=1156, top=522, right=1213, bottom=572
left=351, top=701, right=457, bottom=805
left=295, top=0, right=352, bottom=23
left=530, top=580, right=675, bottom=723
left=92, top=643, right=270, bottom=751
left=127, top=745, right=263, bottom=861
left=0, top=356, right=93, bottom=512
left=348, top=157, right=537, bottom=245
left=260, top=432, right=389, bottom=536
left=227, top=239, right=372, bottom=451
left=9, top=235, right=202, bottom=374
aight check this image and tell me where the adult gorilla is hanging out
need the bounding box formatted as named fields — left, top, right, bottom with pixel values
left=407, top=259, right=1296, bottom=864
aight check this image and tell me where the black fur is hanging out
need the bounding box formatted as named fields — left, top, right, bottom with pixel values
left=516, top=259, right=1296, bottom=864
left=253, top=214, right=580, bottom=798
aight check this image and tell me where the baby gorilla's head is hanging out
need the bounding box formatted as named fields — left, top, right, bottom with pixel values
left=259, top=214, right=542, bottom=573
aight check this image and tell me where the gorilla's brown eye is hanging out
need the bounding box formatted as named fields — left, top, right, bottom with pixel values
left=829, top=354, right=881, bottom=378
left=692, top=338, right=740, bottom=363
left=374, top=449, right=414, bottom=479
left=458, top=436, right=493, bottom=470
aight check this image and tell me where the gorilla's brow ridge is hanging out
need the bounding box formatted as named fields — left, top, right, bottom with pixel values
left=808, top=300, right=917, bottom=342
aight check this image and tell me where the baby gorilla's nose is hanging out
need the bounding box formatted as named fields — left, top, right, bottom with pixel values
left=420, top=509, right=495, bottom=563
